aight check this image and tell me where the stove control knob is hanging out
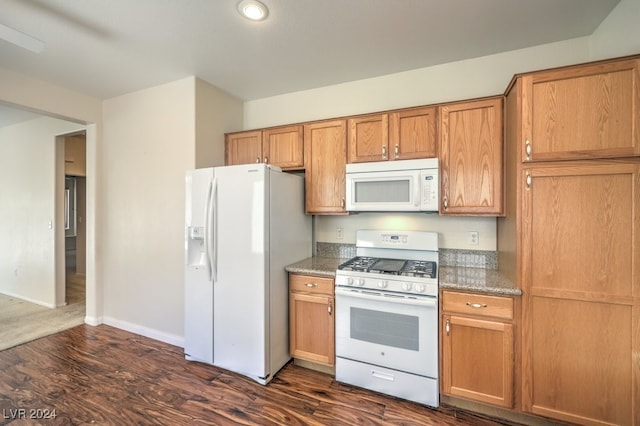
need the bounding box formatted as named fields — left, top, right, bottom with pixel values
left=377, top=280, right=388, bottom=289
left=346, top=277, right=354, bottom=286
left=415, top=284, right=425, bottom=293
left=357, top=278, right=365, bottom=286
left=402, top=283, right=412, bottom=291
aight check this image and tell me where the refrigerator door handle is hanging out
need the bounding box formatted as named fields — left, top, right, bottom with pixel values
left=211, top=176, right=218, bottom=282
left=204, top=177, right=214, bottom=282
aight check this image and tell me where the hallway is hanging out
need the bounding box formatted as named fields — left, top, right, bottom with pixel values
left=0, top=269, right=85, bottom=351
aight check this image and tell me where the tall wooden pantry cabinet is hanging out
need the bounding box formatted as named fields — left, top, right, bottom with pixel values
left=498, top=56, right=640, bottom=426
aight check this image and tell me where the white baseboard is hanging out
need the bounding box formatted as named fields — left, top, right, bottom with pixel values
left=0, top=290, right=55, bottom=308
left=102, top=316, right=184, bottom=348
left=84, top=315, right=102, bottom=326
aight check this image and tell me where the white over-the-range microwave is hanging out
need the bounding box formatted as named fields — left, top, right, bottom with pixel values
left=345, top=158, right=439, bottom=212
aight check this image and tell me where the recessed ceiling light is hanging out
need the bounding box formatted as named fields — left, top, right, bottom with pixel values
left=237, top=0, right=269, bottom=21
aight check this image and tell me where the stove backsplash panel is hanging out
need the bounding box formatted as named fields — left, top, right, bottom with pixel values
left=316, top=243, right=497, bottom=270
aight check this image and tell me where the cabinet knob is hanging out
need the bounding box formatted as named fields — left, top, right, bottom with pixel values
left=328, top=301, right=332, bottom=315
left=394, top=144, right=399, bottom=159
left=445, top=319, right=450, bottom=335
left=341, top=198, right=345, bottom=209
left=525, top=140, right=532, bottom=160
left=255, top=157, right=260, bottom=163
left=305, top=282, right=318, bottom=288
left=525, top=172, right=532, bottom=191
left=264, top=156, right=268, bottom=163
left=382, top=145, right=387, bottom=159
left=443, top=196, right=448, bottom=211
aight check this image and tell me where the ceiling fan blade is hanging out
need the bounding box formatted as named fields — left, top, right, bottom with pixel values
left=0, top=23, right=45, bottom=53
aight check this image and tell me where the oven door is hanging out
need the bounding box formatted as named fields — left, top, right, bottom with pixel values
left=335, top=287, right=438, bottom=378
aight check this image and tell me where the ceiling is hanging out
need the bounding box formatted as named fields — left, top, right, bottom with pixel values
left=0, top=0, right=621, bottom=125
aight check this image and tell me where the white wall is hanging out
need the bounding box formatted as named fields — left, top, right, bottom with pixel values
left=0, top=117, right=85, bottom=307
left=195, top=78, right=244, bottom=169
left=100, top=77, right=243, bottom=345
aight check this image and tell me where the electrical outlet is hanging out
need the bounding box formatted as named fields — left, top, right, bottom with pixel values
left=468, top=231, right=479, bottom=246
left=336, top=227, right=344, bottom=240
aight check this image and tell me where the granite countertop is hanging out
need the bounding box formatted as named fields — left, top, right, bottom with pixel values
left=439, top=266, right=521, bottom=296
left=286, top=256, right=521, bottom=296
left=285, top=256, right=349, bottom=278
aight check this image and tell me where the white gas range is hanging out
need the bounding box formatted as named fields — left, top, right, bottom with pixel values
left=334, top=230, right=439, bottom=407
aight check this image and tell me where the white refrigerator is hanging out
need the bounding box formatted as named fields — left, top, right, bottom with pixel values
left=184, top=163, right=312, bottom=384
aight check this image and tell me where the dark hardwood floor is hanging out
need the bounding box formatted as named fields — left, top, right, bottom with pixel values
left=0, top=325, right=514, bottom=425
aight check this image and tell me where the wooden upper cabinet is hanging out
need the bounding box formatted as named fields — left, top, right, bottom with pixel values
left=304, top=119, right=347, bottom=214
left=348, top=107, right=437, bottom=163
left=521, top=58, right=640, bottom=162
left=389, top=106, right=437, bottom=160
left=348, top=113, right=389, bottom=163
left=225, top=126, right=304, bottom=170
left=64, top=134, right=86, bottom=177
left=262, top=125, right=304, bottom=169
left=439, top=97, right=504, bottom=215
left=225, top=130, right=262, bottom=165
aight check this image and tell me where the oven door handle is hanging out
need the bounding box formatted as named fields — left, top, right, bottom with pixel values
left=335, top=288, right=437, bottom=308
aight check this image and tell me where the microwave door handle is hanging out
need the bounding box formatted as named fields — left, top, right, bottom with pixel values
left=414, top=175, right=420, bottom=207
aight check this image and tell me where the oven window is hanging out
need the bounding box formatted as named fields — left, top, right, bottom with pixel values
left=354, top=180, right=410, bottom=203
left=350, top=307, right=419, bottom=351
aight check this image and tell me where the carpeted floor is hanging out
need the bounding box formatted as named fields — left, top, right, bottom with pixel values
left=0, top=271, right=85, bottom=351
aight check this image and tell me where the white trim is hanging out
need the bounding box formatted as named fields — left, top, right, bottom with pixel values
left=102, top=316, right=184, bottom=348
left=0, top=291, right=55, bottom=309
left=84, top=315, right=102, bottom=326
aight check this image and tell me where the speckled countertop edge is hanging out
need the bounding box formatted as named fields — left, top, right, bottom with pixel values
left=439, top=266, right=521, bottom=296
left=286, top=257, right=521, bottom=296
left=285, top=256, right=348, bottom=278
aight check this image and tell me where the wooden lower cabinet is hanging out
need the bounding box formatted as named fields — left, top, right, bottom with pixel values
left=441, top=291, right=514, bottom=408
left=289, top=274, right=335, bottom=368
left=519, top=161, right=640, bottom=426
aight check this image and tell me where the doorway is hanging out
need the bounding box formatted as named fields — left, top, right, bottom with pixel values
left=63, top=133, right=86, bottom=306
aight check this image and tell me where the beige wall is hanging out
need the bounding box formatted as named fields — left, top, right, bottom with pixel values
left=100, top=77, right=243, bottom=344
left=0, top=117, right=85, bottom=307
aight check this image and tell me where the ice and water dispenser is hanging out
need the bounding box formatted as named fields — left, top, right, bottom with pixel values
left=186, top=226, right=206, bottom=267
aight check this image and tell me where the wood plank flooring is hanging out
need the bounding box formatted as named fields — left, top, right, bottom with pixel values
left=0, top=325, right=515, bottom=425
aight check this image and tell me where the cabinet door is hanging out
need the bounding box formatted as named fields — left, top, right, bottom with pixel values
left=441, top=314, right=513, bottom=408
left=389, top=106, right=437, bottom=160
left=304, top=120, right=347, bottom=214
left=439, top=97, right=503, bottom=215
left=348, top=113, right=388, bottom=163
left=522, top=58, right=640, bottom=161
left=64, top=134, right=86, bottom=177
left=262, top=125, right=304, bottom=170
left=520, top=161, right=639, bottom=425
left=289, top=292, right=335, bottom=366
left=225, top=130, right=262, bottom=165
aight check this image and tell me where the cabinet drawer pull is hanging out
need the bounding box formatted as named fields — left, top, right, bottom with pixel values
left=264, top=156, right=268, bottom=163
left=328, top=301, right=332, bottom=315
left=394, top=144, right=399, bottom=158
left=255, top=156, right=260, bottom=163
left=466, top=302, right=488, bottom=309
left=443, top=196, right=448, bottom=210
left=305, top=282, right=318, bottom=288
left=382, top=145, right=387, bottom=159
left=445, top=319, right=450, bottom=335
left=525, top=139, right=532, bottom=160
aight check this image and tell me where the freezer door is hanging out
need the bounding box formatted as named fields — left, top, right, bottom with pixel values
left=212, top=164, right=269, bottom=380
left=184, top=168, right=214, bottom=364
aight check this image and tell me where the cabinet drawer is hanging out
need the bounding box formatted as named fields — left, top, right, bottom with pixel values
left=442, top=291, right=513, bottom=320
left=289, top=274, right=334, bottom=295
